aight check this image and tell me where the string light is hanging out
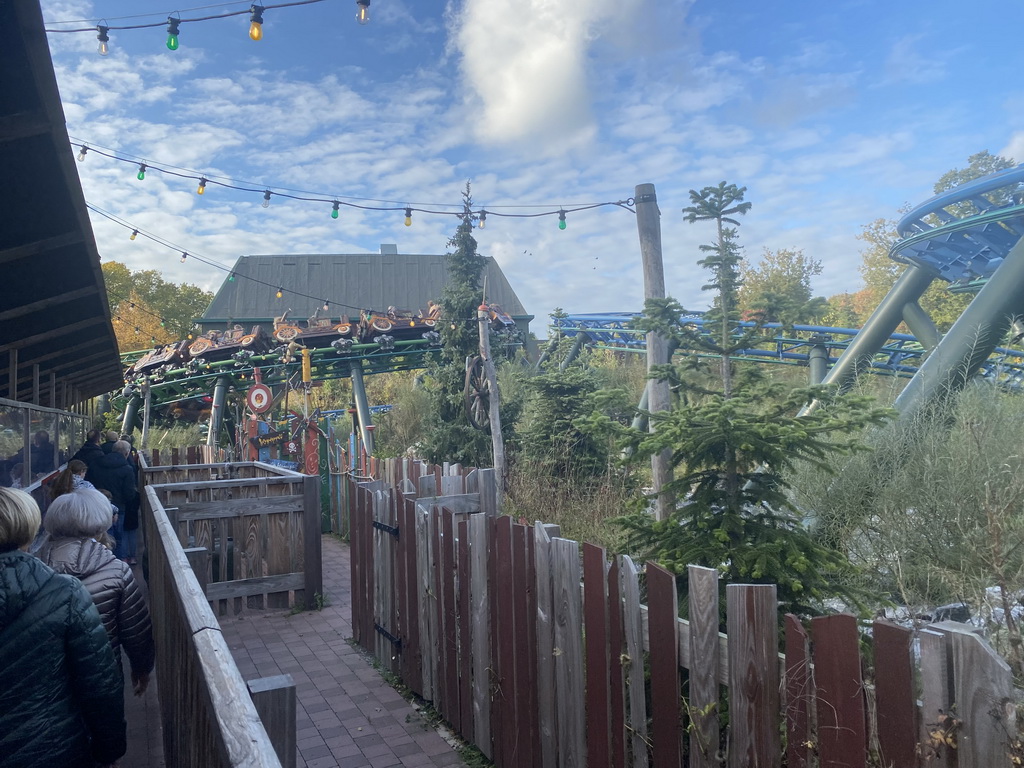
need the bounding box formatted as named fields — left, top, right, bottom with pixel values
left=180, top=251, right=188, bottom=263
left=331, top=201, right=340, bottom=219
left=478, top=210, right=486, bottom=229
left=228, top=272, right=236, bottom=282
left=129, top=229, right=138, bottom=240
left=558, top=209, right=567, bottom=230
left=77, top=145, right=88, bottom=162
left=136, top=163, right=147, bottom=180
left=323, top=301, right=330, bottom=312
left=249, top=5, right=264, bottom=40
left=275, top=287, right=284, bottom=299
left=96, top=25, right=109, bottom=55
left=355, top=0, right=370, bottom=25
left=197, top=177, right=207, bottom=195
left=166, top=17, right=180, bottom=50
left=404, top=207, right=413, bottom=227
left=262, top=190, right=272, bottom=208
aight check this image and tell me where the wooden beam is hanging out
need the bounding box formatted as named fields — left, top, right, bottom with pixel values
left=14, top=338, right=109, bottom=370
left=0, top=316, right=106, bottom=352
left=0, top=230, right=84, bottom=265
left=0, top=111, right=51, bottom=142
left=0, top=286, right=99, bottom=322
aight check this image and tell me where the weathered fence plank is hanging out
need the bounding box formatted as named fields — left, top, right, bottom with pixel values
left=492, top=515, right=516, bottom=767
left=583, top=543, right=611, bottom=768
left=457, top=518, right=473, bottom=739
left=784, top=614, right=811, bottom=768
left=647, top=562, right=681, bottom=768
left=469, top=514, right=492, bottom=757
left=440, top=509, right=460, bottom=732
left=534, top=523, right=557, bottom=768
left=873, top=620, right=917, bottom=768
left=919, top=628, right=955, bottom=768
left=607, top=559, right=625, bottom=768
left=620, top=555, right=649, bottom=768
left=512, top=523, right=537, bottom=768
left=812, top=614, right=866, bottom=768
left=553, top=537, right=585, bottom=768
left=687, top=565, right=720, bottom=768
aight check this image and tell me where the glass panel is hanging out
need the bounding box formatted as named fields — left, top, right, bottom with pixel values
left=0, top=405, right=27, bottom=487
left=27, top=410, right=58, bottom=480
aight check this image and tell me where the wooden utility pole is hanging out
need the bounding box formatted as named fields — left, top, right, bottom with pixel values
left=477, top=304, right=506, bottom=505
left=635, top=183, right=674, bottom=520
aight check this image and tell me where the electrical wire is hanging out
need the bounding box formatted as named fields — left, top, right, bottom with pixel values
left=45, top=0, right=331, bottom=33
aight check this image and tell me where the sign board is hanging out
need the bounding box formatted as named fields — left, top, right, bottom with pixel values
left=246, top=382, right=273, bottom=413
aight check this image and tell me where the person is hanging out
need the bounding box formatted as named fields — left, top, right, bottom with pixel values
left=86, top=441, right=138, bottom=562
left=49, top=460, right=119, bottom=547
left=71, top=428, right=105, bottom=468
left=38, top=489, right=155, bottom=698
left=29, top=430, right=54, bottom=476
left=100, top=429, right=119, bottom=455
left=0, top=487, right=126, bottom=767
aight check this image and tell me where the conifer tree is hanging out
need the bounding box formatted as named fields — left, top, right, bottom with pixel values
left=619, top=182, right=892, bottom=615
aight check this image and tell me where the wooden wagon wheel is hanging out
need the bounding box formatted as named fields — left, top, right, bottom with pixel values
left=372, top=317, right=393, bottom=332
left=335, top=323, right=352, bottom=336
left=275, top=326, right=299, bottom=342
left=189, top=338, right=213, bottom=356
left=464, top=355, right=491, bottom=432
left=240, top=333, right=260, bottom=347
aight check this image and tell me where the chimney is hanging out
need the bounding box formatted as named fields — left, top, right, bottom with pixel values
left=380, top=244, right=398, bottom=255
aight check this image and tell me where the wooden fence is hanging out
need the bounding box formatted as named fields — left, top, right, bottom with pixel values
left=349, top=457, right=1021, bottom=768
left=143, top=457, right=322, bottom=613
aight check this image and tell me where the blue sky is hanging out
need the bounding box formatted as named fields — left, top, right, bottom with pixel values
left=42, top=0, right=1024, bottom=332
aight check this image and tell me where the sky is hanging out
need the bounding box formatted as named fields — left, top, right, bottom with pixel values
left=41, top=0, right=1024, bottom=333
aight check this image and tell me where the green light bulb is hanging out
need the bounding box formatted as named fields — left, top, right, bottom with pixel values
left=558, top=211, right=567, bottom=230
left=137, top=164, right=147, bottom=180
left=331, top=202, right=340, bottom=219
left=167, top=33, right=179, bottom=50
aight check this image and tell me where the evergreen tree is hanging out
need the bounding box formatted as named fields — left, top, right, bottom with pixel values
left=421, top=184, right=501, bottom=466
left=620, top=182, right=892, bottom=616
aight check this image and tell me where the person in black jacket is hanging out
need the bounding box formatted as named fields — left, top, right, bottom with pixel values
left=0, top=487, right=126, bottom=768
left=71, top=429, right=105, bottom=469
left=99, top=430, right=119, bottom=455
left=86, top=441, right=138, bottom=561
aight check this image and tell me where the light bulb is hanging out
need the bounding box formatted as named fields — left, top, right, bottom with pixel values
left=77, top=145, right=88, bottom=162
left=129, top=229, right=138, bottom=241
left=276, top=288, right=283, bottom=299
left=228, top=272, right=235, bottom=282
left=558, top=210, right=567, bottom=230
left=404, top=207, right=413, bottom=227
left=97, top=26, right=109, bottom=56
left=197, top=178, right=207, bottom=195
left=323, top=301, right=330, bottom=311
left=137, top=163, right=147, bottom=180
left=180, top=252, right=188, bottom=263
left=331, top=201, right=340, bottom=219
left=478, top=210, right=486, bottom=229
left=166, top=18, right=180, bottom=50
left=249, top=5, right=264, bottom=40
left=262, top=190, right=272, bottom=208
left=356, top=0, right=370, bottom=25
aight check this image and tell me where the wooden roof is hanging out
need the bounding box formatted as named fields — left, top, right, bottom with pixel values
left=0, top=1, right=123, bottom=404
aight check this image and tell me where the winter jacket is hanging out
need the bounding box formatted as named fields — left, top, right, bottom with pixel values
left=0, top=550, right=126, bottom=768
left=87, top=452, right=139, bottom=530
left=39, top=537, right=155, bottom=678
left=100, top=439, right=117, bottom=455
left=71, top=441, right=104, bottom=468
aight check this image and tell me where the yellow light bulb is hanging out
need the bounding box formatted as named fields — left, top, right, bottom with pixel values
left=197, top=178, right=207, bottom=195
left=249, top=21, right=262, bottom=40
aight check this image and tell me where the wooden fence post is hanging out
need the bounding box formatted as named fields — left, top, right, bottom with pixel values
left=248, top=675, right=297, bottom=768
left=183, top=546, right=210, bottom=597
left=727, top=584, right=781, bottom=768
left=302, top=474, right=323, bottom=604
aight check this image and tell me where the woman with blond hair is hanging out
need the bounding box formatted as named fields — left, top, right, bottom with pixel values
left=38, top=488, right=154, bottom=698
left=0, top=487, right=125, bottom=768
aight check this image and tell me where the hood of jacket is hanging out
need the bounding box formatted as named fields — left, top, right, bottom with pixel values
left=93, top=451, right=129, bottom=471
left=38, top=537, right=115, bottom=581
left=0, top=550, right=56, bottom=632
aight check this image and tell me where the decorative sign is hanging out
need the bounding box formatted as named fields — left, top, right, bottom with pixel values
left=246, top=382, right=273, bottom=413
left=249, top=428, right=284, bottom=449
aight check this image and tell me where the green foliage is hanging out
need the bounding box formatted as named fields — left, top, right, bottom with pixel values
left=738, top=247, right=828, bottom=325
left=420, top=184, right=514, bottom=466
left=620, top=181, right=892, bottom=615
left=102, top=261, right=213, bottom=339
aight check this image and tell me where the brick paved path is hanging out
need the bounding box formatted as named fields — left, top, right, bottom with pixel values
left=219, top=535, right=469, bottom=768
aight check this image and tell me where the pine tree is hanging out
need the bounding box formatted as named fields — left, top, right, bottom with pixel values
left=620, top=182, right=892, bottom=615
left=421, top=184, right=499, bottom=466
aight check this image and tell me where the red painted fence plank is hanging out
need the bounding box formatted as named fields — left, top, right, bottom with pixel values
left=873, top=620, right=917, bottom=768
left=812, top=614, right=867, bottom=768
left=583, top=543, right=611, bottom=768
left=646, top=562, right=682, bottom=768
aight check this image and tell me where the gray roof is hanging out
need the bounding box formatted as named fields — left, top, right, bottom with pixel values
left=200, top=250, right=530, bottom=323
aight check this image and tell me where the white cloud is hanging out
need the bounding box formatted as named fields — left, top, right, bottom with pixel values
left=999, top=132, right=1024, bottom=165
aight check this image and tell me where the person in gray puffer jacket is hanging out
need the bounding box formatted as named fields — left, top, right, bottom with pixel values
left=37, top=488, right=155, bottom=696
left=0, top=487, right=125, bottom=768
